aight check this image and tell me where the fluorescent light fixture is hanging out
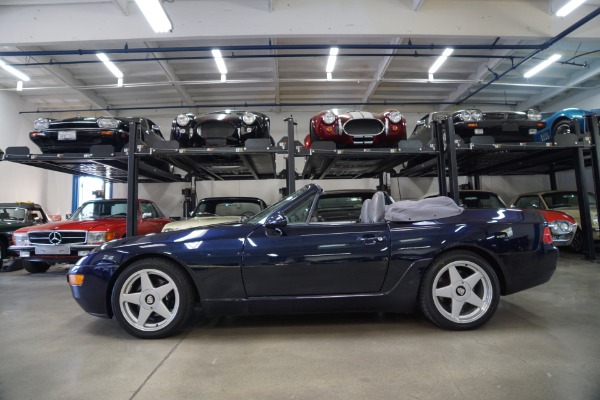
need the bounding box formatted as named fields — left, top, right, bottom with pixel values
left=96, top=53, right=123, bottom=78
left=523, top=54, right=562, bottom=78
left=221, top=74, right=227, bottom=82
left=556, top=0, right=586, bottom=16
left=117, top=77, right=124, bottom=87
left=428, top=48, right=454, bottom=74
left=428, top=73, right=434, bottom=82
left=0, top=59, right=30, bottom=81
left=134, top=0, right=172, bottom=33
left=326, top=47, right=339, bottom=73
left=327, top=72, right=333, bottom=81
left=212, top=49, right=228, bottom=74
left=17, top=81, right=23, bottom=91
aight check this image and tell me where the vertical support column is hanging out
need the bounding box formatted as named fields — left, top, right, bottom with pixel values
left=284, top=116, right=297, bottom=194
left=473, top=174, right=481, bottom=190
left=445, top=117, right=460, bottom=203
left=126, top=120, right=139, bottom=238
left=588, top=114, right=600, bottom=256
left=573, top=146, right=595, bottom=260
left=549, top=164, right=557, bottom=191
left=435, top=120, right=447, bottom=196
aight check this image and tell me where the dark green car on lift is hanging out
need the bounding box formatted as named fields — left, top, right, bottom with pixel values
left=0, top=202, right=49, bottom=271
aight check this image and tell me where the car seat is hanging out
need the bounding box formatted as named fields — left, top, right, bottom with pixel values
left=359, top=199, right=371, bottom=223
left=367, top=192, right=386, bottom=223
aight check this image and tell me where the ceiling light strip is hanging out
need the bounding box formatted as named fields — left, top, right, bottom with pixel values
left=96, top=53, right=124, bottom=78
left=556, top=0, right=586, bottom=17
left=428, top=48, right=454, bottom=75
left=0, top=59, right=30, bottom=81
left=325, top=47, right=339, bottom=73
left=212, top=49, right=228, bottom=75
left=523, top=54, right=562, bottom=78
left=134, top=0, right=172, bottom=33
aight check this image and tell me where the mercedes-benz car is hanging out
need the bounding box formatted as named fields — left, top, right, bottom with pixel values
left=67, top=184, right=557, bottom=339
left=305, top=109, right=407, bottom=149
left=10, top=199, right=172, bottom=273
left=171, top=110, right=272, bottom=148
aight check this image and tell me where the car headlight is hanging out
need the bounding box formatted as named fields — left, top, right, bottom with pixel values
left=594, top=214, right=598, bottom=226
left=388, top=110, right=402, bottom=123
left=459, top=109, right=482, bottom=122
left=526, top=109, right=542, bottom=121
left=176, top=114, right=191, bottom=126
left=550, top=221, right=574, bottom=234
left=87, top=231, right=117, bottom=244
left=33, top=118, right=50, bottom=131
left=13, top=233, right=30, bottom=246
left=322, top=111, right=336, bottom=125
left=242, top=112, right=256, bottom=125
left=97, top=117, right=120, bottom=129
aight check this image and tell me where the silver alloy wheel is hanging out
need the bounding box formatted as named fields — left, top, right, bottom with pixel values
left=431, top=260, right=493, bottom=324
left=118, top=268, right=180, bottom=332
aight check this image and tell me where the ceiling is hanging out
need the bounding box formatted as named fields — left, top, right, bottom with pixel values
left=1, top=0, right=600, bottom=118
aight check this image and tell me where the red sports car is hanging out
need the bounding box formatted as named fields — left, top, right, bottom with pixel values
left=305, top=109, right=407, bottom=149
left=10, top=198, right=172, bottom=273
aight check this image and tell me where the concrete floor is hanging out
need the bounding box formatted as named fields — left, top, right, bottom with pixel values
left=0, top=252, right=599, bottom=400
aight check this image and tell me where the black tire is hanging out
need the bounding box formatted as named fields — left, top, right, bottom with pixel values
left=552, top=119, right=572, bottom=136
left=111, top=258, right=195, bottom=339
left=0, top=240, right=6, bottom=266
left=418, top=250, right=500, bottom=330
left=568, top=228, right=583, bottom=253
left=23, top=260, right=51, bottom=274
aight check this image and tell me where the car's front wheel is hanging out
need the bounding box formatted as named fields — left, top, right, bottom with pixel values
left=418, top=251, right=500, bottom=330
left=23, top=260, right=51, bottom=273
left=111, top=258, right=195, bottom=339
left=568, top=228, right=584, bottom=253
left=552, top=119, right=572, bottom=136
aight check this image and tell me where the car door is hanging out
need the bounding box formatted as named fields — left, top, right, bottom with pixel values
left=242, top=193, right=390, bottom=297
left=137, top=201, right=166, bottom=235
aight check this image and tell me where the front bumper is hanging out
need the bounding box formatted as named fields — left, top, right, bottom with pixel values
left=455, top=121, right=544, bottom=143
left=9, top=244, right=99, bottom=263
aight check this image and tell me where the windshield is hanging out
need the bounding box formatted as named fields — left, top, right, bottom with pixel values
left=71, top=200, right=129, bottom=220
left=542, top=192, right=597, bottom=209
left=246, top=185, right=315, bottom=224
left=194, top=200, right=263, bottom=217
left=0, top=207, right=27, bottom=222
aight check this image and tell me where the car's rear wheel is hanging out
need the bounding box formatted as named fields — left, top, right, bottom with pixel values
left=111, top=258, right=195, bottom=339
left=419, top=251, right=500, bottom=330
left=23, top=260, right=51, bottom=273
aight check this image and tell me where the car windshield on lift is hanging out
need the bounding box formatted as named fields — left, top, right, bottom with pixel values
left=542, top=192, right=597, bottom=209
left=193, top=200, right=263, bottom=217
left=70, top=201, right=129, bottom=220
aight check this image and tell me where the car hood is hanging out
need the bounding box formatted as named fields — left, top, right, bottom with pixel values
left=162, top=216, right=241, bottom=232
left=534, top=209, right=576, bottom=223
left=14, top=218, right=129, bottom=233
left=548, top=207, right=598, bottom=227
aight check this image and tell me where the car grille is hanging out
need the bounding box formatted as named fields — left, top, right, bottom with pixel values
left=199, top=121, right=236, bottom=146
left=343, top=119, right=384, bottom=137
left=28, top=231, right=87, bottom=245
left=483, top=113, right=525, bottom=121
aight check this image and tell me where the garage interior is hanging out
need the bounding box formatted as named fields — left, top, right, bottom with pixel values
left=1, top=0, right=600, bottom=399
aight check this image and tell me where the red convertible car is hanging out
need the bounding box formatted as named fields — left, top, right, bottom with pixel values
left=305, top=109, right=407, bottom=149
left=10, top=198, right=172, bottom=273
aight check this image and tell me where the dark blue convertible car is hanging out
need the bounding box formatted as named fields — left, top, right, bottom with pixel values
left=68, top=184, right=558, bottom=339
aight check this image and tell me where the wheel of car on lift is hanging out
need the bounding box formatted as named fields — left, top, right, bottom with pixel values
left=418, top=250, right=500, bottom=330
left=111, top=258, right=196, bottom=339
left=23, top=260, right=51, bottom=274
left=568, top=228, right=584, bottom=253
left=552, top=119, right=572, bottom=136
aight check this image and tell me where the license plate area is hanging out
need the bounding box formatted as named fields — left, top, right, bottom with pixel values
left=58, top=130, right=77, bottom=140
left=35, top=245, right=69, bottom=255
left=502, top=123, right=518, bottom=132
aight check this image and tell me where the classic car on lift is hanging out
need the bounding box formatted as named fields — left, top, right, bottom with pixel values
left=11, top=198, right=172, bottom=273
left=29, top=116, right=174, bottom=172
left=171, top=110, right=272, bottom=148
left=162, top=197, right=268, bottom=232
left=67, top=184, right=557, bottom=339
left=534, top=108, right=591, bottom=142
left=453, top=190, right=577, bottom=247
left=410, top=109, right=546, bottom=146
left=0, top=202, right=49, bottom=267
left=512, top=190, right=599, bottom=252
left=304, top=109, right=407, bottom=149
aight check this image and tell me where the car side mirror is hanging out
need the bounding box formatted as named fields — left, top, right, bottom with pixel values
left=142, top=212, right=153, bottom=219
left=65, top=213, right=72, bottom=219
left=265, top=212, right=287, bottom=235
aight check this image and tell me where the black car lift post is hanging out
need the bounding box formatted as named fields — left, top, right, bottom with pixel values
left=587, top=113, right=600, bottom=262
left=126, top=120, right=139, bottom=238
left=285, top=116, right=296, bottom=195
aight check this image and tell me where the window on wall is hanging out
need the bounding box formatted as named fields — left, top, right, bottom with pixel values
left=72, top=176, right=112, bottom=211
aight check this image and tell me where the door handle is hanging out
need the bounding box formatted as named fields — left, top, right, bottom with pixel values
left=358, top=236, right=384, bottom=245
